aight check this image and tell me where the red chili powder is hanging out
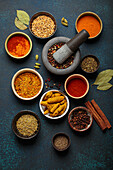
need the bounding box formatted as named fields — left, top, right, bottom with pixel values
left=7, top=35, right=30, bottom=57
left=66, top=78, right=87, bottom=97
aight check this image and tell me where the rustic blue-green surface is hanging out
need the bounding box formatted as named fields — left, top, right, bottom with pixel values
left=0, top=0, right=113, bottom=169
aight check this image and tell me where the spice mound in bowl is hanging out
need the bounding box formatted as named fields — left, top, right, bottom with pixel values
left=68, top=107, right=93, bottom=132
left=75, top=11, right=103, bottom=39
left=52, top=133, right=71, bottom=151
left=81, top=55, right=100, bottom=73
left=39, top=90, right=69, bottom=119
left=11, top=68, right=43, bottom=100
left=64, top=74, right=89, bottom=99
left=5, top=32, right=32, bottom=59
left=29, top=11, right=57, bottom=39
left=12, top=110, right=41, bottom=139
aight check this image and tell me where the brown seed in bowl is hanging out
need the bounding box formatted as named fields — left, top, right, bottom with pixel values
left=31, top=15, right=55, bottom=38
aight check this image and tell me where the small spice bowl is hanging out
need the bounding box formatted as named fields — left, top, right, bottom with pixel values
left=39, top=89, right=69, bottom=120
left=81, top=55, right=100, bottom=73
left=5, top=32, right=32, bottom=59
left=75, top=11, right=103, bottom=39
left=68, top=107, right=93, bottom=132
left=11, top=68, right=43, bottom=100
left=12, top=110, right=41, bottom=139
left=52, top=132, right=71, bottom=151
left=29, top=11, right=57, bottom=39
left=64, top=74, right=89, bottom=99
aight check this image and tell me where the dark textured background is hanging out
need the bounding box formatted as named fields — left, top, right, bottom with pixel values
left=0, top=0, right=113, bottom=169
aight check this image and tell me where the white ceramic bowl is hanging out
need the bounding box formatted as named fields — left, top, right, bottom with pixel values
left=11, top=68, right=43, bottom=100
left=5, top=32, right=32, bottom=59
left=39, top=89, right=69, bottom=120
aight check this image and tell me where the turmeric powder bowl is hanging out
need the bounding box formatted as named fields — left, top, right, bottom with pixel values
left=11, top=68, right=43, bottom=100
left=39, top=90, right=69, bottom=120
left=5, top=32, right=32, bottom=59
left=75, top=11, right=103, bottom=39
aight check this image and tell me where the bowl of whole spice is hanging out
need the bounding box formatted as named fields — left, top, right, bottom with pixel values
left=68, top=107, right=93, bottom=132
left=39, top=89, right=69, bottom=119
left=64, top=74, right=89, bottom=99
left=12, top=110, right=41, bottom=139
left=11, top=68, right=43, bottom=100
left=29, top=11, right=57, bottom=39
left=5, top=32, right=32, bottom=59
left=42, top=37, right=81, bottom=75
left=52, top=132, right=71, bottom=151
left=81, top=55, right=100, bottom=73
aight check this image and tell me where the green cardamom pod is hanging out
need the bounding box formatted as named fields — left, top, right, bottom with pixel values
left=61, top=21, right=68, bottom=27
left=34, top=66, right=40, bottom=69
left=35, top=54, right=39, bottom=61
left=35, top=63, right=41, bottom=66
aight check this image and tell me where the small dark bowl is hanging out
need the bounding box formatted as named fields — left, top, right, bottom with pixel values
left=52, top=132, right=71, bottom=151
left=81, top=55, right=100, bottom=74
left=12, top=110, right=41, bottom=139
left=29, top=11, right=57, bottom=39
left=68, top=106, right=93, bottom=132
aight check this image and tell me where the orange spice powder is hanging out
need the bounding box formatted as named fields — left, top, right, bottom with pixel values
left=77, top=15, right=101, bottom=38
left=7, top=35, right=30, bottom=57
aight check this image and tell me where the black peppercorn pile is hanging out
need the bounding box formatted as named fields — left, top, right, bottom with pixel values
left=70, top=109, right=90, bottom=130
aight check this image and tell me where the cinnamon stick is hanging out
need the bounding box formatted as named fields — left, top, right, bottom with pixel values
left=91, top=99, right=111, bottom=129
left=85, top=101, right=107, bottom=131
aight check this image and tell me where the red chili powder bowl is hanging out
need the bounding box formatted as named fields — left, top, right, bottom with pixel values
left=5, top=32, right=32, bottom=59
left=64, top=74, right=89, bottom=99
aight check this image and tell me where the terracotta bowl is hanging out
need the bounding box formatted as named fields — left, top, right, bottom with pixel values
left=12, top=110, right=41, bottom=139
left=81, top=55, right=100, bottom=73
left=64, top=74, right=89, bottom=99
left=68, top=106, right=93, bottom=132
left=52, top=132, right=71, bottom=151
left=5, top=32, right=32, bottom=59
left=11, top=68, right=43, bottom=100
left=29, top=11, right=57, bottom=39
left=75, top=11, right=103, bottom=39
left=39, top=89, right=69, bottom=120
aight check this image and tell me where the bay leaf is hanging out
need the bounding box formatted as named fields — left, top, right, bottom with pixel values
left=97, top=83, right=113, bottom=90
left=17, top=10, right=30, bottom=25
left=15, top=17, right=28, bottom=30
left=93, top=69, right=113, bottom=85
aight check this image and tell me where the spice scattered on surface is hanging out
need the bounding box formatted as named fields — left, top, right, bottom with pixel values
left=16, top=114, right=38, bottom=136
left=61, top=17, right=68, bottom=27
left=81, top=56, right=98, bottom=72
left=44, top=78, right=62, bottom=90
left=35, top=54, right=39, bottom=61
left=7, top=35, right=30, bottom=57
left=32, top=15, right=55, bottom=38
left=41, top=91, right=67, bottom=117
left=48, top=42, right=74, bottom=69
left=70, top=109, right=90, bottom=130
left=66, top=78, right=87, bottom=97
left=54, top=135, right=69, bottom=150
left=77, top=15, right=101, bottom=38
left=14, top=72, right=41, bottom=98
